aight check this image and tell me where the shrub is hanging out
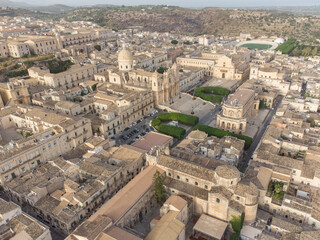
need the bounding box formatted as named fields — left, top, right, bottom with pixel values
left=157, top=67, right=167, bottom=74
left=193, top=125, right=252, bottom=149
left=48, top=59, right=73, bottom=74
left=171, top=40, right=178, bottom=45
left=6, top=69, right=28, bottom=78
left=94, top=45, right=101, bottom=51
left=194, top=87, right=230, bottom=103
left=151, top=119, right=161, bottom=128
left=157, top=124, right=186, bottom=139
left=259, top=100, right=267, bottom=109
left=157, top=113, right=199, bottom=126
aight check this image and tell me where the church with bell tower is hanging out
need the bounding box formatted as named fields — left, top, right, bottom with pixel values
left=111, top=45, right=180, bottom=107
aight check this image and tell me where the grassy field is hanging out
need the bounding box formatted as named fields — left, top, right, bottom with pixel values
left=241, top=43, right=273, bottom=50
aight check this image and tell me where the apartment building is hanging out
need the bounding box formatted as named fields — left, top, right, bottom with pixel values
left=25, top=37, right=58, bottom=55
left=0, top=106, right=93, bottom=184
left=0, top=42, right=8, bottom=58
left=7, top=41, right=30, bottom=58
left=28, top=64, right=97, bottom=89
left=5, top=137, right=145, bottom=234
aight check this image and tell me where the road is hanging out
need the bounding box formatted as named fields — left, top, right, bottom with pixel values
left=239, top=95, right=284, bottom=172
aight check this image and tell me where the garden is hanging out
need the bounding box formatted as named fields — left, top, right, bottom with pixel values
left=152, top=113, right=199, bottom=139
left=193, top=125, right=252, bottom=149
left=268, top=181, right=285, bottom=200
left=194, top=86, right=230, bottom=103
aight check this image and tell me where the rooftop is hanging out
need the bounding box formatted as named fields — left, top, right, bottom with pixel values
left=132, top=132, right=173, bottom=151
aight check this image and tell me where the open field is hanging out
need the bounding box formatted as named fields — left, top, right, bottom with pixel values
left=241, top=43, right=273, bottom=50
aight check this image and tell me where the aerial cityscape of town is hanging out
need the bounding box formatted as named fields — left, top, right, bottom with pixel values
left=1, top=1, right=320, bottom=240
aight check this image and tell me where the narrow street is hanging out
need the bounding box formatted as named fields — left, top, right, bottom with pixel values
left=239, top=95, right=283, bottom=172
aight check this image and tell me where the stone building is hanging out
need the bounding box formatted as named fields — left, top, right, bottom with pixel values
left=25, top=37, right=58, bottom=55
left=217, top=89, right=259, bottom=134
left=0, top=79, right=31, bottom=106
left=66, top=166, right=163, bottom=240
left=97, top=46, right=180, bottom=107
left=28, top=64, right=97, bottom=89
left=6, top=41, right=30, bottom=58
left=0, top=198, right=52, bottom=240
left=177, top=49, right=251, bottom=81
left=147, top=150, right=259, bottom=224
left=0, top=106, right=93, bottom=183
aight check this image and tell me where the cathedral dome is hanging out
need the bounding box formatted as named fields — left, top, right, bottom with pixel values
left=118, top=49, right=133, bottom=62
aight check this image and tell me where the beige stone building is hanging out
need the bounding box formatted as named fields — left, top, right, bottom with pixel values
left=66, top=165, right=163, bottom=240
left=177, top=49, right=251, bottom=81
left=5, top=138, right=146, bottom=234
left=25, top=37, right=58, bottom=55
left=0, top=79, right=31, bottom=106
left=98, top=47, right=180, bottom=107
left=0, top=106, right=93, bottom=184
left=0, top=199, right=52, bottom=240
left=0, top=42, right=9, bottom=58
left=146, top=148, right=259, bottom=224
left=28, top=64, right=97, bottom=89
left=7, top=41, right=30, bottom=58
left=217, top=89, right=259, bottom=134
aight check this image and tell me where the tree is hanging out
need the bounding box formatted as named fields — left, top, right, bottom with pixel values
left=259, top=100, right=267, bottom=109
left=230, top=214, right=244, bottom=240
left=307, top=117, right=315, bottom=127
left=171, top=40, right=178, bottom=45
left=157, top=67, right=167, bottom=74
left=274, top=182, right=283, bottom=194
left=94, top=45, right=101, bottom=51
left=153, top=170, right=166, bottom=205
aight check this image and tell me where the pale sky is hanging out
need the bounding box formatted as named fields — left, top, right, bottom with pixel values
left=12, top=0, right=320, bottom=7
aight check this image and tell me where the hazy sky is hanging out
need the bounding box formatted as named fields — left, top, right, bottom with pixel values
left=12, top=0, right=320, bottom=7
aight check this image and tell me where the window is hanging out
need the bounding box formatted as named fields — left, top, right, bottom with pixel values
left=5, top=176, right=9, bottom=182
left=177, top=175, right=180, bottom=180
left=8, top=164, right=12, bottom=170
left=48, top=143, right=51, bottom=148
left=29, top=154, right=33, bottom=160
left=168, top=172, right=171, bottom=177
left=42, top=146, right=46, bottom=151
left=186, top=178, right=189, bottom=182
left=19, top=159, right=23, bottom=164
left=53, top=140, right=57, bottom=146
left=1, top=167, right=5, bottom=173
left=216, top=198, right=220, bottom=203
left=35, top=152, right=38, bottom=157
left=236, top=196, right=240, bottom=200
left=31, top=162, right=35, bottom=168
left=21, top=167, right=25, bottom=173
left=195, top=181, right=198, bottom=186
left=205, top=185, right=208, bottom=189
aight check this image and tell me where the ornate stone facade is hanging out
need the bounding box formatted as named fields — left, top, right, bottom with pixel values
left=217, top=89, right=259, bottom=134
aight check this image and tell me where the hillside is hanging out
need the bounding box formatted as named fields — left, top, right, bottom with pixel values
left=61, top=6, right=320, bottom=40
left=27, top=4, right=73, bottom=14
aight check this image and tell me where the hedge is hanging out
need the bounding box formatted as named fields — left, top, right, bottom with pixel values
left=151, top=119, right=161, bottom=127
left=157, top=113, right=199, bottom=126
left=194, top=86, right=230, bottom=103
left=157, top=124, right=186, bottom=140
left=193, top=125, right=252, bottom=149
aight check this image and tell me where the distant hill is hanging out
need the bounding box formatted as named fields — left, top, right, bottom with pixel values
left=27, top=4, right=73, bottom=14
left=0, top=0, right=31, bottom=8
